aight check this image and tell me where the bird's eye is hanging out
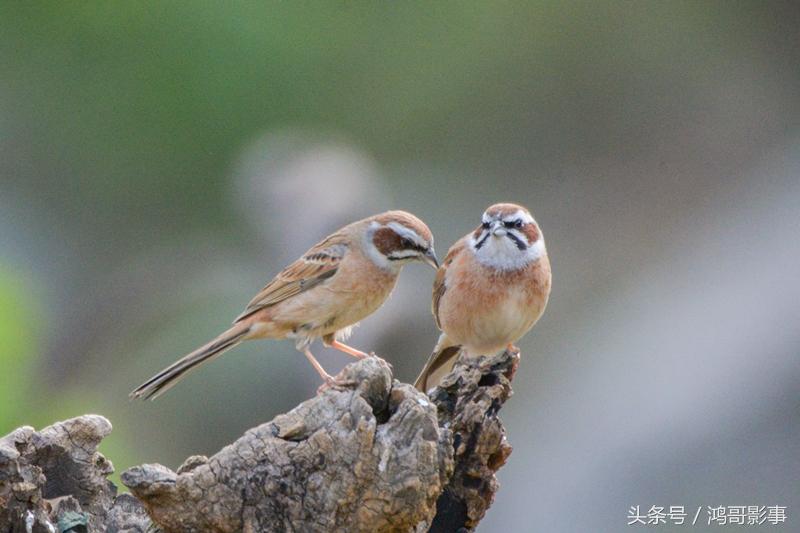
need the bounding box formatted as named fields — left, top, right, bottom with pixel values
left=514, top=219, right=523, bottom=228
left=401, top=238, right=412, bottom=248
left=482, top=222, right=490, bottom=229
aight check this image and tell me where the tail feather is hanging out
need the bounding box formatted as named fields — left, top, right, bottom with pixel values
left=130, top=324, right=251, bottom=400
left=414, top=340, right=462, bottom=392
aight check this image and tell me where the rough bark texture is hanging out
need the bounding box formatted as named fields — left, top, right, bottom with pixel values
left=1, top=350, right=518, bottom=533
left=0, top=415, right=151, bottom=532
left=123, top=357, right=451, bottom=533
left=427, top=349, right=519, bottom=532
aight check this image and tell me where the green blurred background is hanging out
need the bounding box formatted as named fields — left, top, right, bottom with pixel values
left=2, top=2, right=799, bottom=531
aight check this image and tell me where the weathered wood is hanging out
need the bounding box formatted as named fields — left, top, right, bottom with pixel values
left=0, top=415, right=150, bottom=532
left=1, top=350, right=518, bottom=533
left=428, top=349, right=519, bottom=531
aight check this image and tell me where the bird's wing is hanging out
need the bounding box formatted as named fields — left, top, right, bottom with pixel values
left=414, top=335, right=461, bottom=392
left=432, top=237, right=466, bottom=329
left=234, top=232, right=349, bottom=323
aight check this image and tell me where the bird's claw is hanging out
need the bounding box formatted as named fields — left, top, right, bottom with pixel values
left=317, top=376, right=357, bottom=394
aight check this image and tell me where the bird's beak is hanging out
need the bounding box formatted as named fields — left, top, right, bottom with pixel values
left=422, top=248, right=439, bottom=269
left=491, top=221, right=506, bottom=237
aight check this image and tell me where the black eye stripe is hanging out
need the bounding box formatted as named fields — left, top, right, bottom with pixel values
left=393, top=228, right=426, bottom=252
left=395, top=238, right=426, bottom=254
left=474, top=231, right=490, bottom=250
left=506, top=232, right=527, bottom=250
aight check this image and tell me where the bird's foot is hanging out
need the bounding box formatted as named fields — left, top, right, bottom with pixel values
left=317, top=375, right=358, bottom=394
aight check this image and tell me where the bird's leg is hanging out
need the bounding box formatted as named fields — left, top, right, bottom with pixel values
left=302, top=347, right=336, bottom=384
left=303, top=347, right=356, bottom=393
left=327, top=340, right=369, bottom=359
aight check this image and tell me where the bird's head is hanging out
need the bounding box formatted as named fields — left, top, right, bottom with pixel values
left=470, top=203, right=546, bottom=270
left=366, top=211, right=438, bottom=271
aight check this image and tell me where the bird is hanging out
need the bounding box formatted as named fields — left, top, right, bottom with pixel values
left=414, top=202, right=551, bottom=392
left=131, top=210, right=438, bottom=400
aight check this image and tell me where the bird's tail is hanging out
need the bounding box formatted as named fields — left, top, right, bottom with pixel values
left=130, top=323, right=252, bottom=400
left=414, top=334, right=462, bottom=392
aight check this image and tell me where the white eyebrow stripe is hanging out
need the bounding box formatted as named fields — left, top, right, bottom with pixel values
left=388, top=249, right=420, bottom=259
left=386, top=222, right=426, bottom=246
left=502, top=209, right=534, bottom=223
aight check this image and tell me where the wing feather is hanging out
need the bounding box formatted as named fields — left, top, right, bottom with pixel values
left=432, top=237, right=466, bottom=329
left=234, top=233, right=349, bottom=323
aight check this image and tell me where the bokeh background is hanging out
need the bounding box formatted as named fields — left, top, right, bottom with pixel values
left=2, top=2, right=799, bottom=531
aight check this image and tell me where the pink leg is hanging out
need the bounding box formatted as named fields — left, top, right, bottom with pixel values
left=303, top=347, right=336, bottom=384
left=328, top=340, right=369, bottom=359
left=304, top=347, right=356, bottom=393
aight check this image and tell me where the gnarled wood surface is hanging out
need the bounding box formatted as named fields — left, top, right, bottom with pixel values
left=1, top=350, right=519, bottom=532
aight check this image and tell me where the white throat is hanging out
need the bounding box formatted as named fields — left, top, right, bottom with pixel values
left=470, top=233, right=546, bottom=271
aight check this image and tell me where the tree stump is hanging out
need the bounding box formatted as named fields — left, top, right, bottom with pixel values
left=0, top=350, right=519, bottom=532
